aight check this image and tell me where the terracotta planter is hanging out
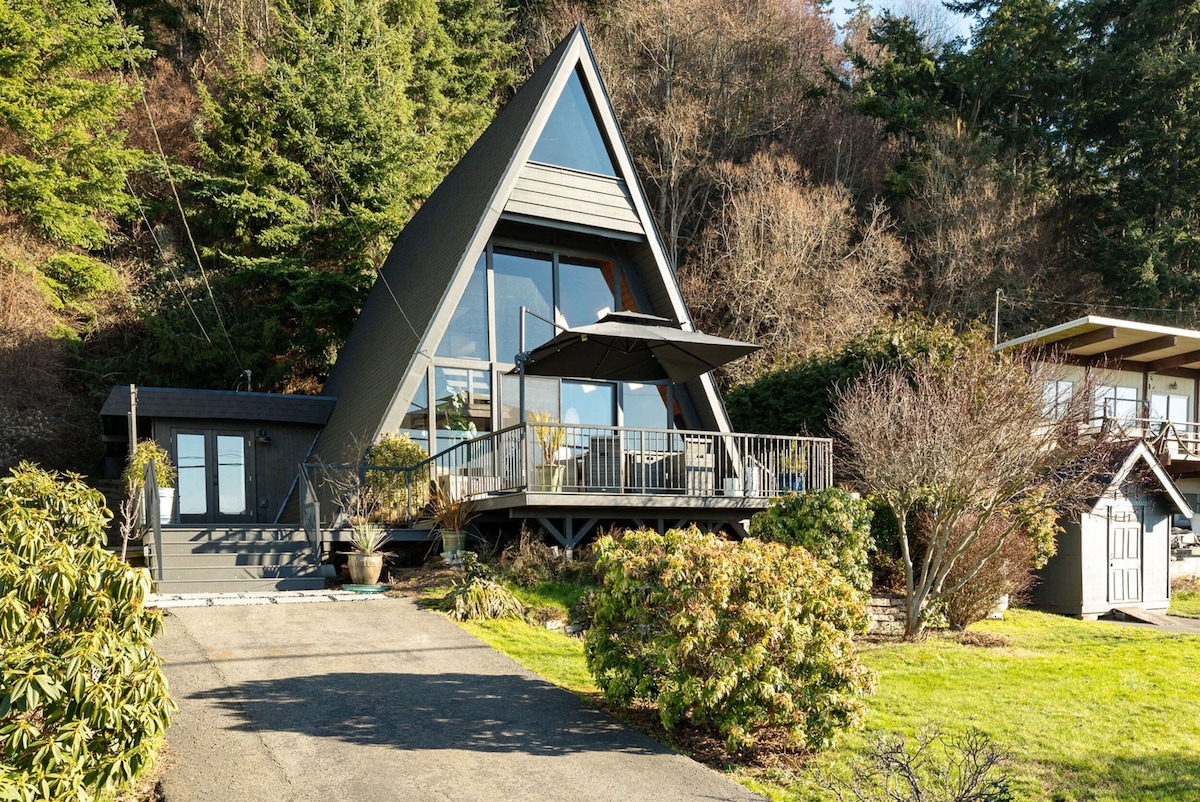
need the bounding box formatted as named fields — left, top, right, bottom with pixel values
left=347, top=552, right=384, bottom=585
left=442, top=529, right=467, bottom=556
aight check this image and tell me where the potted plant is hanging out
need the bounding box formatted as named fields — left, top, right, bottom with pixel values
left=122, top=439, right=178, bottom=525
left=777, top=444, right=808, bottom=493
left=347, top=523, right=389, bottom=585
left=425, top=479, right=480, bottom=559
left=529, top=410, right=567, bottom=491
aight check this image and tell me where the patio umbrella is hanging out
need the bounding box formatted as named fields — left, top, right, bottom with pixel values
left=516, top=311, right=760, bottom=383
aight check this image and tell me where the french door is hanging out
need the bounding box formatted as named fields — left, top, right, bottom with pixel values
left=174, top=429, right=255, bottom=524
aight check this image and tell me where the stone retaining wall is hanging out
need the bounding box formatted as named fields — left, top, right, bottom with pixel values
left=867, top=595, right=906, bottom=635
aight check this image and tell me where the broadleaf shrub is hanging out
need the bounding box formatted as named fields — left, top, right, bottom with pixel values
left=585, top=527, right=874, bottom=752
left=749, top=488, right=875, bottom=592
left=0, top=464, right=173, bottom=801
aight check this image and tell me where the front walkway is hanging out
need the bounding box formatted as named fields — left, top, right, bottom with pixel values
left=155, top=596, right=763, bottom=802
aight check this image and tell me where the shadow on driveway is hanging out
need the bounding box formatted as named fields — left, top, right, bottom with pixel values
left=189, top=670, right=656, bottom=757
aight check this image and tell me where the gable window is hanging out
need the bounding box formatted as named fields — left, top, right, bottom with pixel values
left=530, top=69, right=617, bottom=177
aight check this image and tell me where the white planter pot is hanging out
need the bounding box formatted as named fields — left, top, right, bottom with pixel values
left=723, top=478, right=744, bottom=497
left=158, top=488, right=176, bottom=524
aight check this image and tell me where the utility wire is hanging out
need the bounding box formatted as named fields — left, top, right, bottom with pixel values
left=108, top=0, right=245, bottom=376
left=124, top=176, right=211, bottom=344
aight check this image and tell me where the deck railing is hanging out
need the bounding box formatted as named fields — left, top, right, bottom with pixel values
left=1096, top=414, right=1200, bottom=460
left=301, top=424, right=832, bottom=529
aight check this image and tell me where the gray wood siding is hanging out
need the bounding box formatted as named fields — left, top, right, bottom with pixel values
left=152, top=419, right=322, bottom=525
left=507, top=163, right=643, bottom=235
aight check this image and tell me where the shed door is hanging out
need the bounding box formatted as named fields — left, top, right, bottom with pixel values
left=1107, top=505, right=1143, bottom=604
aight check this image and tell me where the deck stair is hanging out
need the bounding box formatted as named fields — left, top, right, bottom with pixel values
left=144, top=526, right=326, bottom=594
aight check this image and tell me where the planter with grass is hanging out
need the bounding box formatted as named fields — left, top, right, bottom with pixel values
left=530, top=410, right=567, bottom=491
left=347, top=524, right=389, bottom=585
left=426, top=479, right=480, bottom=561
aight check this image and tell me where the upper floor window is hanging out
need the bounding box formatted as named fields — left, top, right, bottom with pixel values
left=1094, top=384, right=1138, bottom=422
left=1042, top=380, right=1073, bottom=420
left=435, top=254, right=488, bottom=360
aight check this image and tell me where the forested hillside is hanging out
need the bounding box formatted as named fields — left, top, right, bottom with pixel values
left=2, top=0, right=1198, bottom=471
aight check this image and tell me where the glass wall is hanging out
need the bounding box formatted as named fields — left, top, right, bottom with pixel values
left=391, top=235, right=698, bottom=455
left=436, top=254, right=488, bottom=360
left=494, top=249, right=554, bottom=361
left=434, top=367, right=492, bottom=453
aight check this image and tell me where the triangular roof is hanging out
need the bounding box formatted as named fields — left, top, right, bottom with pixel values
left=312, top=25, right=731, bottom=460
left=1091, top=440, right=1192, bottom=517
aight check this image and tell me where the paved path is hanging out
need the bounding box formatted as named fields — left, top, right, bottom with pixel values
left=155, top=596, right=762, bottom=802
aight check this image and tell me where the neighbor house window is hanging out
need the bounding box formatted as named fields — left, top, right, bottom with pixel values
left=1094, top=385, right=1138, bottom=422
left=1042, top=380, right=1073, bottom=419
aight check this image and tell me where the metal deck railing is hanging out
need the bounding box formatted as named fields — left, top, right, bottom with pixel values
left=300, top=423, right=832, bottom=530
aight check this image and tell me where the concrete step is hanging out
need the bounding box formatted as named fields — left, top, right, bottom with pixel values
left=152, top=576, right=328, bottom=594
left=1111, top=606, right=1174, bottom=626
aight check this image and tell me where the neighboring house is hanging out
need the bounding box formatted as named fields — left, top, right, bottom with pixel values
left=998, top=315, right=1200, bottom=617
left=100, top=27, right=830, bottom=593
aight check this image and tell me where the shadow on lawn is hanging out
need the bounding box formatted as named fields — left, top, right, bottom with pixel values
left=190, top=670, right=659, bottom=757
left=1102, top=751, right=1200, bottom=800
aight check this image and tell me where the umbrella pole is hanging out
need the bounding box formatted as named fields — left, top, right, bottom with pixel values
left=518, top=306, right=528, bottom=425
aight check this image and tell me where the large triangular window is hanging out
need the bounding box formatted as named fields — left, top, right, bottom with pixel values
left=530, top=68, right=617, bottom=177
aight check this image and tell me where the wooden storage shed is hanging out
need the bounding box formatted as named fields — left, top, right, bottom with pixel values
left=1032, top=441, right=1191, bottom=618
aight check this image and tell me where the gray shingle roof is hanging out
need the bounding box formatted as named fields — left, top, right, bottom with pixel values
left=101, top=386, right=336, bottom=426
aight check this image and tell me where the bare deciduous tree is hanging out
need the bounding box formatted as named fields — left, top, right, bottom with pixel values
left=832, top=337, right=1108, bottom=637
left=683, top=151, right=906, bottom=381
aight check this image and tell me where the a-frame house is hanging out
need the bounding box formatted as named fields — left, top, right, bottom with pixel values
left=314, top=25, right=730, bottom=462
left=100, top=27, right=831, bottom=592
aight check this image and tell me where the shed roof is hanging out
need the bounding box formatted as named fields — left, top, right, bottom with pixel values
left=101, top=386, right=336, bottom=426
left=1090, top=440, right=1193, bottom=518
left=997, top=315, right=1200, bottom=377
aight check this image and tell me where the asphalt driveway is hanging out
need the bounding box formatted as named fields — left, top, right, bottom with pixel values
left=155, top=596, right=763, bottom=802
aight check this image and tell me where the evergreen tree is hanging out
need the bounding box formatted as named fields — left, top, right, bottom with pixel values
left=1059, top=0, right=1200, bottom=308
left=0, top=0, right=146, bottom=248
left=135, top=0, right=513, bottom=391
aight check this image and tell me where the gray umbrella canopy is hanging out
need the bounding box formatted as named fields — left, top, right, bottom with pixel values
left=517, top=311, right=759, bottom=383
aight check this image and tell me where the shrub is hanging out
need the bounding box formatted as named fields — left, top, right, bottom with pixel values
left=825, top=726, right=1015, bottom=802
left=365, top=432, right=429, bottom=520
left=438, top=551, right=526, bottom=621
left=121, top=439, right=177, bottom=493
left=0, top=464, right=173, bottom=800
left=585, top=527, right=874, bottom=752
left=497, top=525, right=598, bottom=586
left=749, top=488, right=875, bottom=593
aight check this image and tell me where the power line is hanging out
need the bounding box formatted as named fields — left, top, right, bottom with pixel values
left=108, top=0, right=245, bottom=376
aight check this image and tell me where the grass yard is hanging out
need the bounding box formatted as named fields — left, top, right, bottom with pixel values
left=1170, top=577, right=1200, bottom=618
left=458, top=606, right=1200, bottom=802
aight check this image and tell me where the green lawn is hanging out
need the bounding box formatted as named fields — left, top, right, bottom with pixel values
left=456, top=607, right=1200, bottom=802
left=1169, top=590, right=1200, bottom=619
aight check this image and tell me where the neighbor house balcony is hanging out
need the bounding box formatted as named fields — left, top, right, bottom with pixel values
left=299, top=423, right=831, bottom=547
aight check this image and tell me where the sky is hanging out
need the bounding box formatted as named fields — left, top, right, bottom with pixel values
left=829, top=0, right=975, bottom=44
